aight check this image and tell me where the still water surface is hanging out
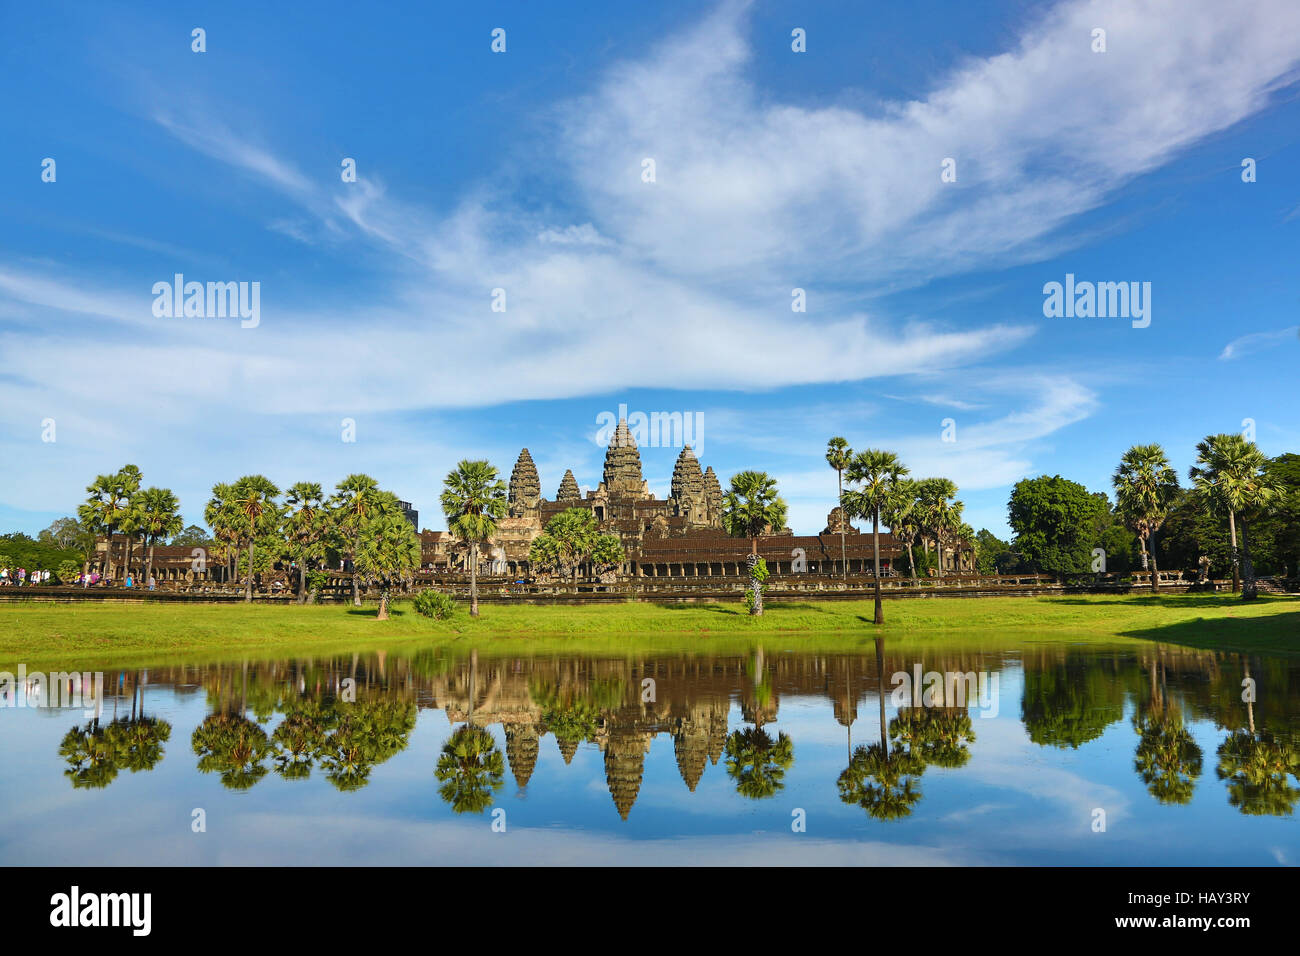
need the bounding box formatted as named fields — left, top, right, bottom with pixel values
left=2, top=637, right=1297, bottom=865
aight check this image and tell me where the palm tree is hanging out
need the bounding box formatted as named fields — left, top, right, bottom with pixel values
left=78, top=473, right=131, bottom=582
left=283, top=482, right=329, bottom=604
left=826, top=437, right=852, bottom=582
left=1190, top=434, right=1285, bottom=599
left=843, top=450, right=909, bottom=624
left=916, top=477, right=960, bottom=580
left=353, top=494, right=421, bottom=620
left=882, top=478, right=921, bottom=584
left=721, top=471, right=787, bottom=616
left=205, top=482, right=241, bottom=584
left=114, top=465, right=143, bottom=587
left=331, top=474, right=382, bottom=607
left=134, top=487, right=183, bottom=588
left=231, top=475, right=280, bottom=602
left=1113, top=444, right=1180, bottom=593
left=440, top=460, right=508, bottom=618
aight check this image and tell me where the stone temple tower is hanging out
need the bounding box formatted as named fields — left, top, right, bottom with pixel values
left=507, top=448, right=541, bottom=517
left=703, top=466, right=724, bottom=526
left=601, top=419, right=648, bottom=498
left=556, top=469, right=581, bottom=502
left=670, top=445, right=710, bottom=527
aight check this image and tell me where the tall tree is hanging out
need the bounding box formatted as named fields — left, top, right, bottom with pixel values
left=231, top=475, right=281, bottom=603
left=105, top=465, right=144, bottom=587
left=882, top=478, right=922, bottom=583
left=917, top=477, right=961, bottom=580
left=283, top=482, right=330, bottom=604
left=204, top=482, right=242, bottom=584
left=353, top=493, right=421, bottom=620
left=1007, top=475, right=1110, bottom=577
left=134, top=487, right=183, bottom=587
left=440, top=460, right=508, bottom=618
left=1190, top=434, right=1285, bottom=599
left=826, top=437, right=852, bottom=582
left=1112, top=443, right=1180, bottom=593
left=721, top=471, right=787, bottom=616
left=77, top=473, right=131, bottom=582
left=843, top=450, right=909, bottom=624
left=331, top=474, right=381, bottom=607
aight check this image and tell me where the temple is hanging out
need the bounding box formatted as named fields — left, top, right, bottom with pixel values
left=422, top=419, right=974, bottom=579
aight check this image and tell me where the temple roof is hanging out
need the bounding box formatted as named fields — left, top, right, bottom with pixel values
left=602, top=419, right=644, bottom=494
left=556, top=469, right=581, bottom=501
left=508, top=449, right=541, bottom=513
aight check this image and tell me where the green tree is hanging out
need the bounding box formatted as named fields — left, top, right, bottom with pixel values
left=1112, top=444, right=1180, bottom=592
left=721, top=471, right=787, bottom=616
left=231, top=475, right=281, bottom=602
left=204, top=482, right=242, bottom=584
left=133, top=487, right=183, bottom=587
left=283, top=482, right=331, bottom=604
left=826, top=437, right=852, bottom=583
left=331, top=474, right=382, bottom=607
left=843, top=449, right=909, bottom=624
left=528, top=508, right=623, bottom=581
left=916, top=477, right=962, bottom=580
left=1007, top=475, right=1110, bottom=577
left=440, top=460, right=508, bottom=618
left=882, top=478, right=922, bottom=582
left=169, top=524, right=210, bottom=547
left=1190, top=434, right=1287, bottom=599
left=353, top=493, right=421, bottom=620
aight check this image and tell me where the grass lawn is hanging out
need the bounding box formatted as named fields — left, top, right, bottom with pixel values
left=0, top=592, right=1295, bottom=667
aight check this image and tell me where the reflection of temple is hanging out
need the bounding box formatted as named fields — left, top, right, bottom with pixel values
left=87, top=641, right=1283, bottom=820
left=423, top=419, right=973, bottom=578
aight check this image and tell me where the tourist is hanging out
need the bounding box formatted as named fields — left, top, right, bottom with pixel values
left=18, top=568, right=25, bottom=586
left=125, top=573, right=133, bottom=588
left=148, top=575, right=156, bottom=590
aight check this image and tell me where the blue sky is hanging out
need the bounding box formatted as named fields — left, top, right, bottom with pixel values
left=2, top=0, right=1298, bottom=538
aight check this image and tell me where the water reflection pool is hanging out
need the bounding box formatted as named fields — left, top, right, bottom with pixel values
left=2, top=638, right=1296, bottom=865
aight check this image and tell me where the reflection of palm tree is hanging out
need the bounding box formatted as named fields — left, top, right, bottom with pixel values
left=435, top=725, right=505, bottom=813
left=1216, top=731, right=1300, bottom=816
left=273, top=702, right=331, bottom=780
left=59, top=721, right=119, bottom=789
left=111, top=715, right=172, bottom=773
left=192, top=713, right=272, bottom=790
left=723, top=728, right=794, bottom=799
left=890, top=707, right=975, bottom=769
left=837, top=742, right=924, bottom=820
left=1132, top=711, right=1202, bottom=805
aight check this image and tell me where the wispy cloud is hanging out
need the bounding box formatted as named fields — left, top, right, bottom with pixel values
left=1219, top=325, right=1299, bottom=360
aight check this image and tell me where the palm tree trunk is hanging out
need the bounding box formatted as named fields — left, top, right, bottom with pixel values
left=906, top=541, right=917, bottom=585
left=749, top=537, right=762, bottom=616
left=244, top=540, right=255, bottom=602
left=1240, top=517, right=1257, bottom=601
left=934, top=531, right=944, bottom=580
left=1148, top=528, right=1160, bottom=594
left=146, top=541, right=156, bottom=589
left=1228, top=510, right=1241, bottom=592
left=299, top=562, right=307, bottom=605
left=123, top=537, right=133, bottom=588
left=351, top=541, right=362, bottom=607
left=377, top=588, right=390, bottom=620
left=872, top=505, right=883, bottom=625
left=470, top=542, right=480, bottom=617
left=838, top=471, right=847, bottom=583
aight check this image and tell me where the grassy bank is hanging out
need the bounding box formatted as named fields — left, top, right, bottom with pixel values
left=0, top=593, right=1295, bottom=667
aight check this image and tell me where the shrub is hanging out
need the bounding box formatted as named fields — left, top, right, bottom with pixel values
left=412, top=589, right=456, bottom=620
left=57, top=560, right=81, bottom=584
